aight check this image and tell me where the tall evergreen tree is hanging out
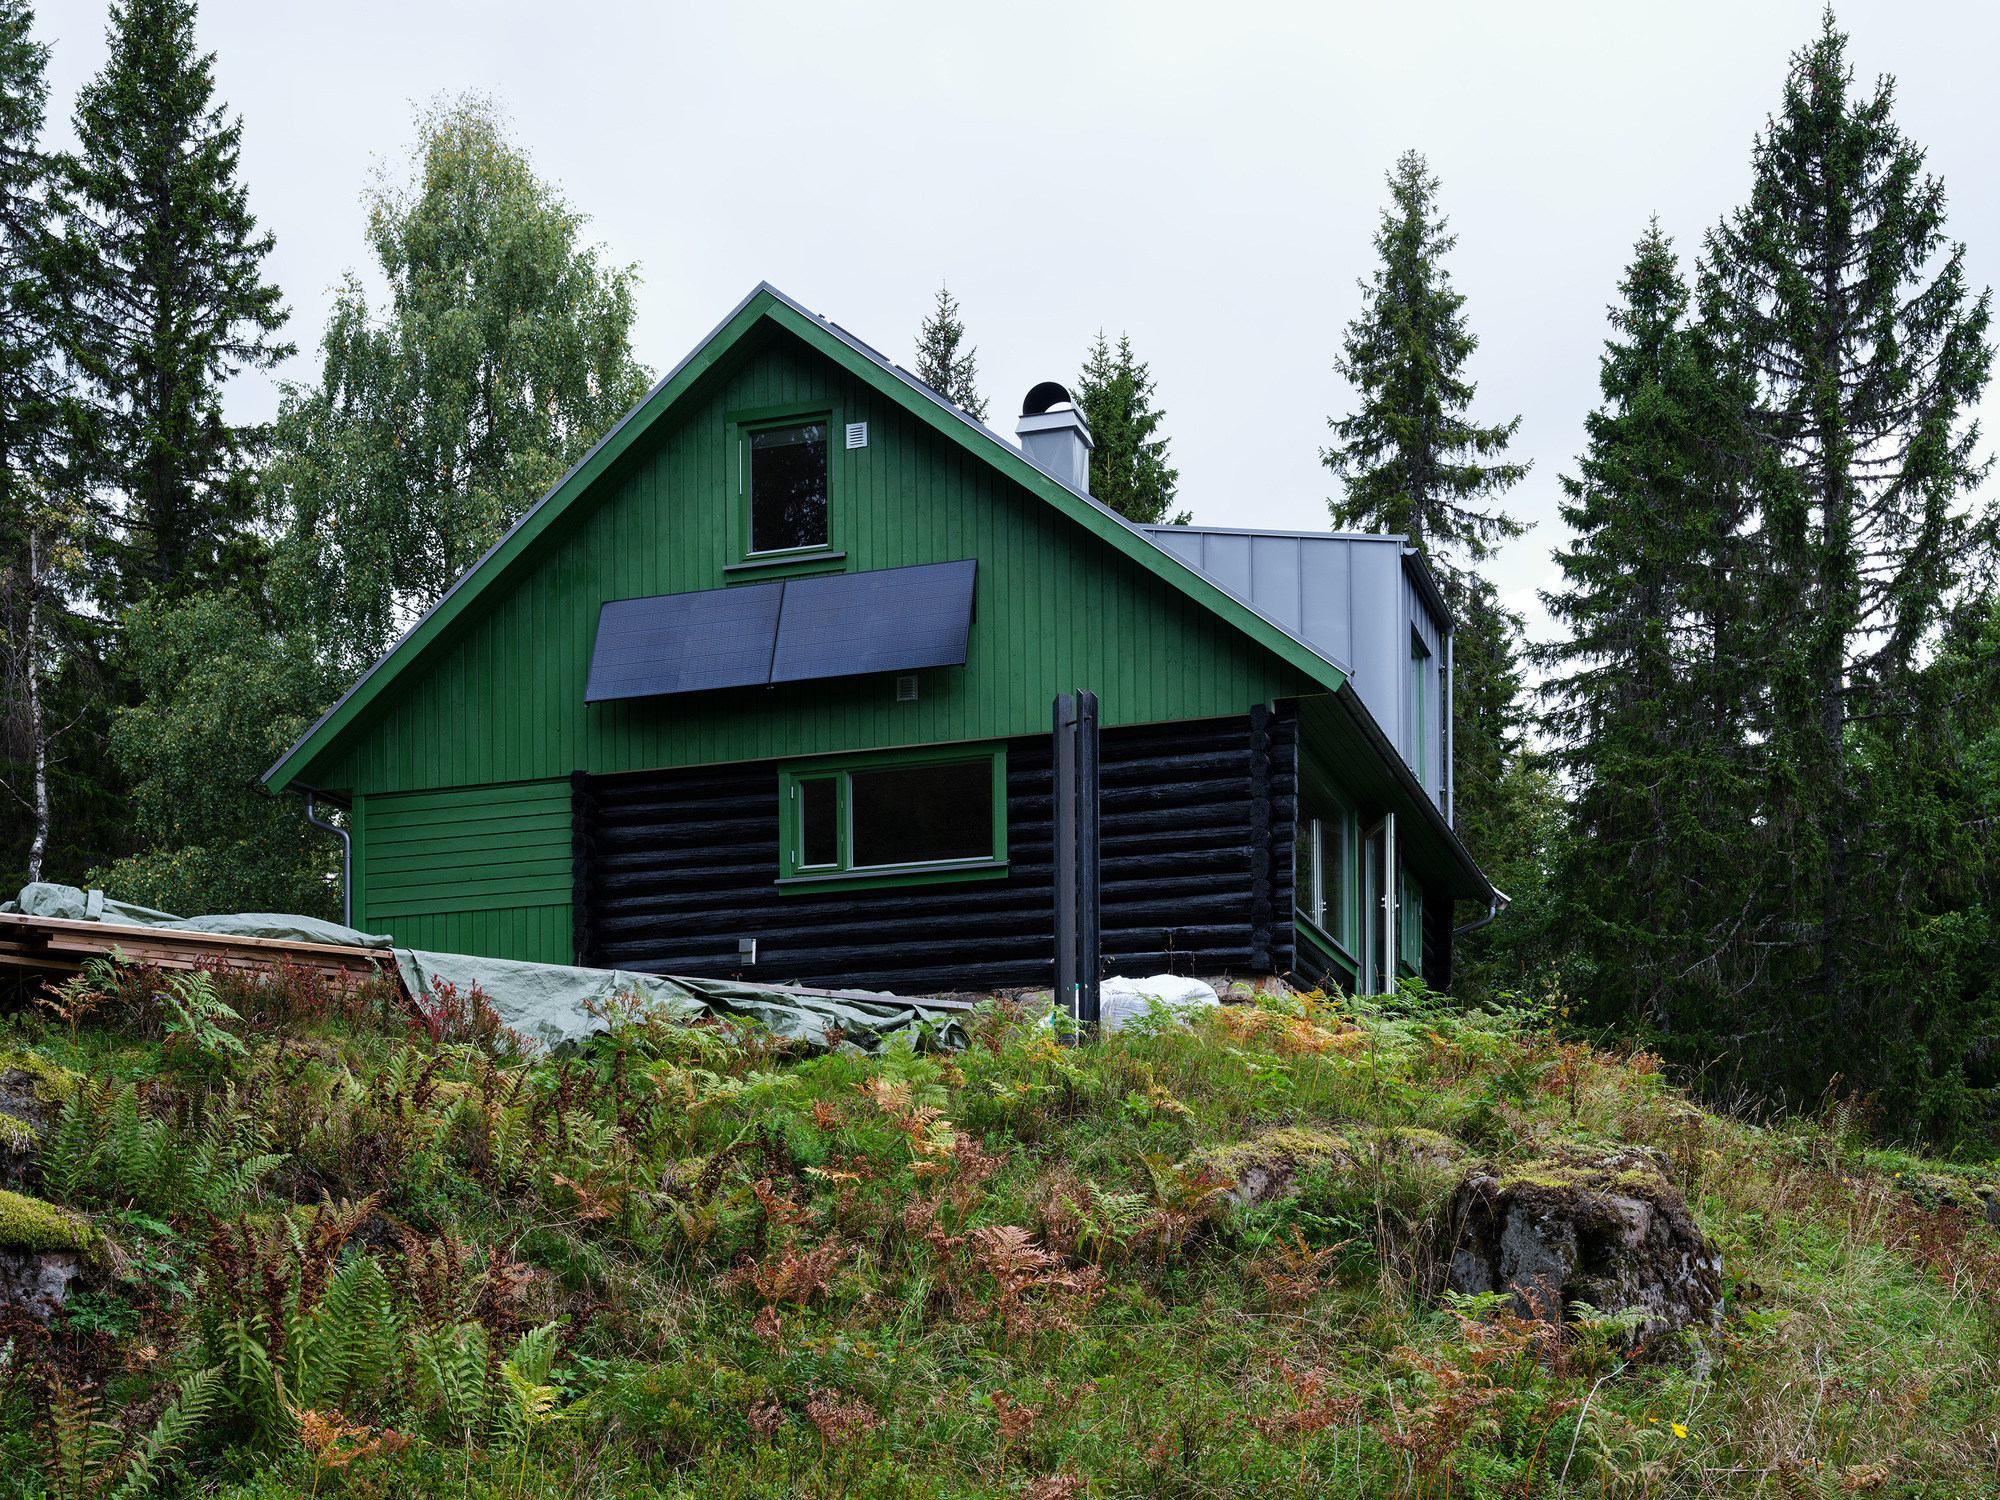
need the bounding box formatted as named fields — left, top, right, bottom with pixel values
left=1324, top=150, right=1532, bottom=897
left=912, top=283, right=987, bottom=421
left=1323, top=150, right=1527, bottom=565
left=1075, top=330, right=1184, bottom=524
left=1702, top=10, right=1993, bottom=1086
left=0, top=0, right=65, bottom=881
left=1538, top=225, right=1762, bottom=1029
left=264, top=95, right=652, bottom=674
left=63, top=0, right=291, bottom=606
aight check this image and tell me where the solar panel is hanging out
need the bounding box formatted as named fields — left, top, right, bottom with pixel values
left=583, top=581, right=783, bottom=702
left=584, top=561, right=976, bottom=702
left=769, top=559, right=977, bottom=683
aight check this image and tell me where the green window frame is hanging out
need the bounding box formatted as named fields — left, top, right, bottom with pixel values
left=1398, top=860, right=1424, bottom=975
left=1293, top=771, right=1353, bottom=955
left=722, top=401, right=849, bottom=584
left=777, top=743, right=1008, bottom=893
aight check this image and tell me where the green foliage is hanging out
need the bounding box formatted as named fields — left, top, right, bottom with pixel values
left=1537, top=225, right=1763, bottom=1026
left=1075, top=330, right=1184, bottom=524
left=5, top=961, right=1998, bottom=1497
left=262, top=93, right=652, bottom=675
left=43, top=1366, right=219, bottom=1500
left=63, top=0, right=292, bottom=605
left=1323, top=149, right=1527, bottom=565
left=1324, top=151, right=1542, bottom=943
left=911, top=283, right=987, bottom=422
left=1539, top=17, right=1999, bottom=1137
left=87, top=590, right=341, bottom=916
left=159, top=969, right=248, bottom=1063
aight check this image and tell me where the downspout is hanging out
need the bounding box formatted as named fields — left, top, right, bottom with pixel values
left=1453, top=886, right=1511, bottom=938
left=1442, top=626, right=1454, bottom=827
left=302, top=791, right=352, bottom=929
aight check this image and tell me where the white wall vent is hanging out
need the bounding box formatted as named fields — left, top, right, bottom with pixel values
left=895, top=674, right=919, bottom=701
left=846, top=421, right=868, bottom=448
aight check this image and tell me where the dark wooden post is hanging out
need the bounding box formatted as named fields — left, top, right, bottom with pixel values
left=1053, top=693, right=1078, bottom=1022
left=1076, top=689, right=1101, bottom=1034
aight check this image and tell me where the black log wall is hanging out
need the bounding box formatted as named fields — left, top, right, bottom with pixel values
left=571, top=708, right=1297, bottom=994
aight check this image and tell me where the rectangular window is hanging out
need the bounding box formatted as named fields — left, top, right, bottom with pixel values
left=1411, top=632, right=1431, bottom=790
left=780, top=747, right=1007, bottom=890
left=850, top=761, right=991, bottom=866
left=1293, top=776, right=1350, bottom=952
left=1399, top=862, right=1424, bottom=974
left=748, top=422, right=829, bottom=553
left=798, top=777, right=838, bottom=867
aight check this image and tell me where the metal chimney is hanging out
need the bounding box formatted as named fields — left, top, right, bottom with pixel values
left=1016, top=381, right=1094, bottom=494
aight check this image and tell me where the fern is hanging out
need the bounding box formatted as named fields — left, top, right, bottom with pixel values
left=41, top=1367, right=219, bottom=1500
left=108, top=1367, right=220, bottom=1499
left=413, top=1320, right=493, bottom=1437
left=39, top=1083, right=105, bottom=1205
left=161, top=970, right=247, bottom=1062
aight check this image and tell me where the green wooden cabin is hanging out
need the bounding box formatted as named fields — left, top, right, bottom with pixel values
left=262, top=285, right=1497, bottom=995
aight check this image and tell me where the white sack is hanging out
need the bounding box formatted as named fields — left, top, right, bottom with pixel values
left=1096, top=973, right=1220, bottom=1032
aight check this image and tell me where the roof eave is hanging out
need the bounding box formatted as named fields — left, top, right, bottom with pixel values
left=263, top=282, right=1352, bottom=790
left=1331, top=679, right=1493, bottom=903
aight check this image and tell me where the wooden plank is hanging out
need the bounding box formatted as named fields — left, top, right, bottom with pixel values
left=0, top=913, right=390, bottom=961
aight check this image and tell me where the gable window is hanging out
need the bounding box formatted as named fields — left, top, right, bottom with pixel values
left=1293, top=776, right=1351, bottom=953
left=749, top=421, right=829, bottom=553
left=780, top=746, right=1008, bottom=891
left=1411, top=631, right=1431, bottom=790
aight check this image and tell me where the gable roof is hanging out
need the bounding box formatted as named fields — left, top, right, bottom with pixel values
left=262, top=283, right=1356, bottom=794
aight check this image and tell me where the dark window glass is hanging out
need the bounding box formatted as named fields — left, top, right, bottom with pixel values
left=799, top=777, right=838, bottom=866
left=749, top=423, right=828, bottom=552
left=850, top=760, right=991, bottom=867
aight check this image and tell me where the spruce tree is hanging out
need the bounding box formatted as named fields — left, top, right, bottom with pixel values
left=1075, top=330, right=1185, bottom=524
left=1538, top=225, right=1762, bottom=1030
left=64, top=0, right=291, bottom=606
left=1323, top=150, right=1527, bottom=564
left=0, top=0, right=55, bottom=509
left=1702, top=10, right=1993, bottom=1084
left=1324, top=150, right=1531, bottom=898
left=912, top=283, right=987, bottom=420
left=0, top=0, right=75, bottom=884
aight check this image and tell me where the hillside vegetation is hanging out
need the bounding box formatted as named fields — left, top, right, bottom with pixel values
left=0, top=961, right=1995, bottom=1498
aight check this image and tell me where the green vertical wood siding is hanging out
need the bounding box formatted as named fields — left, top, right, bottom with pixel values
left=312, top=336, right=1317, bottom=800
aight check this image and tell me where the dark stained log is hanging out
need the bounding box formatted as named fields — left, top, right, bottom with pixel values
left=577, top=713, right=1275, bottom=989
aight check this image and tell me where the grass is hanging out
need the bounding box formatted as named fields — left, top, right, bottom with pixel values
left=0, top=959, right=1995, bottom=1498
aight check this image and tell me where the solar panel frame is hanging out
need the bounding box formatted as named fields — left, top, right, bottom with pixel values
left=769, top=559, right=977, bottom=683
left=583, top=581, right=784, bottom=702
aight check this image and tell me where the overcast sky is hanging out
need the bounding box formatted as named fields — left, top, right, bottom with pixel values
left=31, top=0, right=2000, bottom=641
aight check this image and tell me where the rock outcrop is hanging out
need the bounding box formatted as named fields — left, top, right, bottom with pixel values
left=1444, top=1146, right=1723, bottom=1336
left=1197, top=1126, right=1466, bottom=1207
left=0, top=1047, right=78, bottom=1191
left=0, top=1187, right=99, bottom=1321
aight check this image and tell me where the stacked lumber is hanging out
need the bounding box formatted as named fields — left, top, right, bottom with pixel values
left=0, top=911, right=394, bottom=985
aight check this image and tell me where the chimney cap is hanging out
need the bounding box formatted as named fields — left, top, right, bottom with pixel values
left=1022, top=381, right=1078, bottom=417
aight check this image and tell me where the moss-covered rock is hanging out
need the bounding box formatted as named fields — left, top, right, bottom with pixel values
left=1194, top=1124, right=1467, bottom=1206
left=0, top=1187, right=96, bottom=1253
left=0, top=1047, right=80, bottom=1190
left=1444, top=1146, right=1723, bottom=1336
left=0, top=1187, right=97, bottom=1321
left=1194, top=1127, right=1356, bottom=1205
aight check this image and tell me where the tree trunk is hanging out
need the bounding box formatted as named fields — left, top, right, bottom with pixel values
left=25, top=531, right=48, bottom=884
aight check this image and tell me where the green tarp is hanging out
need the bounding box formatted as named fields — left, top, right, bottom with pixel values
left=7, top=883, right=964, bottom=1051
left=395, top=948, right=967, bottom=1051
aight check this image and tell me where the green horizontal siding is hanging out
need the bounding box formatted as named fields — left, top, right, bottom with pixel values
left=314, top=337, right=1317, bottom=798
left=384, top=906, right=572, bottom=968
left=360, top=781, right=571, bottom=957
